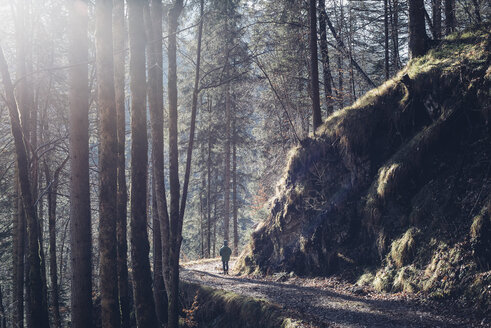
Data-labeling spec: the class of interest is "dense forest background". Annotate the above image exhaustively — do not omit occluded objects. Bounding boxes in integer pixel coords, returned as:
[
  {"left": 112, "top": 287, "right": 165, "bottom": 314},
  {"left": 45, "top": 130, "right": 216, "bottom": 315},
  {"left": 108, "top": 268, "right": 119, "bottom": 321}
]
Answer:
[{"left": 0, "top": 0, "right": 488, "bottom": 327}]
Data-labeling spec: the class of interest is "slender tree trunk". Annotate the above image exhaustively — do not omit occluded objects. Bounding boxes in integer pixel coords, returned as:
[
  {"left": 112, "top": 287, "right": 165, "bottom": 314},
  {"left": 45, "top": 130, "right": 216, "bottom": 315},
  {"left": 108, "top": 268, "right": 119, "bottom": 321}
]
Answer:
[
  {"left": 113, "top": 1, "right": 131, "bottom": 327},
  {"left": 167, "top": 0, "right": 184, "bottom": 326},
  {"left": 96, "top": 0, "right": 121, "bottom": 327},
  {"left": 223, "top": 0, "right": 232, "bottom": 245},
  {"left": 13, "top": 3, "right": 27, "bottom": 325},
  {"left": 232, "top": 114, "right": 238, "bottom": 256},
  {"left": 12, "top": 168, "right": 24, "bottom": 328},
  {"left": 318, "top": 0, "right": 334, "bottom": 114},
  {"left": 128, "top": 0, "right": 159, "bottom": 327},
  {"left": 309, "top": 0, "right": 322, "bottom": 130},
  {"left": 432, "top": 0, "right": 442, "bottom": 39},
  {"left": 152, "top": 180, "right": 167, "bottom": 325},
  {"left": 0, "top": 46, "right": 50, "bottom": 328},
  {"left": 45, "top": 159, "right": 66, "bottom": 328},
  {"left": 67, "top": 1, "right": 93, "bottom": 327},
  {"left": 445, "top": 0, "right": 455, "bottom": 35},
  {"left": 389, "top": 0, "right": 401, "bottom": 70},
  {"left": 213, "top": 202, "right": 217, "bottom": 258},
  {"left": 409, "top": 0, "right": 428, "bottom": 58},
  {"left": 347, "top": 6, "right": 356, "bottom": 102},
  {"left": 206, "top": 99, "right": 212, "bottom": 258},
  {"left": 179, "top": 0, "right": 205, "bottom": 241},
  {"left": 147, "top": 0, "right": 171, "bottom": 306},
  {"left": 384, "top": 0, "right": 390, "bottom": 80},
  {"left": 472, "top": 0, "right": 482, "bottom": 23},
  {"left": 146, "top": 0, "right": 169, "bottom": 325},
  {"left": 0, "top": 285, "right": 6, "bottom": 328},
  {"left": 224, "top": 83, "right": 231, "bottom": 242}
]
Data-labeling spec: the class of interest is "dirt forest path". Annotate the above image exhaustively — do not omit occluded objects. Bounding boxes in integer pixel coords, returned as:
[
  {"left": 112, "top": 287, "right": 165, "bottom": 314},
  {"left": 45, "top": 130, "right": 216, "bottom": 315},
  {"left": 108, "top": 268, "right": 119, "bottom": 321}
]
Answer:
[{"left": 181, "top": 259, "right": 486, "bottom": 328}]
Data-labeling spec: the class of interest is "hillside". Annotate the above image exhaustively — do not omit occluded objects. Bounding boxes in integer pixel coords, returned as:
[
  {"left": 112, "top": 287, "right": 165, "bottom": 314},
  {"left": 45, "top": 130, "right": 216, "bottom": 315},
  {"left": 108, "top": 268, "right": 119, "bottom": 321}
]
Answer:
[{"left": 237, "top": 26, "right": 491, "bottom": 315}]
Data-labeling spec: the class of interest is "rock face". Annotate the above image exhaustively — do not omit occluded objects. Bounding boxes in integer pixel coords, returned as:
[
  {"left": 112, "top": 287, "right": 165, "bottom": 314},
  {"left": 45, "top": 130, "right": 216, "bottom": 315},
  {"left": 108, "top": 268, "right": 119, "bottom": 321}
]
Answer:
[{"left": 238, "top": 27, "right": 491, "bottom": 312}]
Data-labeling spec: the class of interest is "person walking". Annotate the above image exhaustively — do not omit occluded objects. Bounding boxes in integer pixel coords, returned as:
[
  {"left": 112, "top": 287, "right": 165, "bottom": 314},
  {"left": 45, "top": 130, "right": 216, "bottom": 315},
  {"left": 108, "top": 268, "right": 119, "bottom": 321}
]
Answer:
[{"left": 219, "top": 240, "right": 232, "bottom": 275}]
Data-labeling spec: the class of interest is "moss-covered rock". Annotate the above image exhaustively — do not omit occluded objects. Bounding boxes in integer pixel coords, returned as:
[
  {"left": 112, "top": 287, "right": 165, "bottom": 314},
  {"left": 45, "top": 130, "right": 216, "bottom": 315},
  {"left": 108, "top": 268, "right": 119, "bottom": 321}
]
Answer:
[
  {"left": 238, "top": 25, "right": 491, "bottom": 314},
  {"left": 179, "top": 282, "right": 300, "bottom": 328}
]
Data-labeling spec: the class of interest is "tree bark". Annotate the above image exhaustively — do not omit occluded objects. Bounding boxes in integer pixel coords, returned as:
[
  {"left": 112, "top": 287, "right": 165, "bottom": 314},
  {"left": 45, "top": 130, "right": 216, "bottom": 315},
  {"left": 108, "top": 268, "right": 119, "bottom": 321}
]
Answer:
[
  {"left": 167, "top": 1, "right": 184, "bottom": 327},
  {"left": 309, "top": 0, "right": 322, "bottom": 130},
  {"left": 389, "top": 0, "right": 401, "bottom": 70},
  {"left": 179, "top": 0, "right": 205, "bottom": 242},
  {"left": 145, "top": 0, "right": 169, "bottom": 325},
  {"left": 232, "top": 112, "right": 238, "bottom": 256},
  {"left": 409, "top": 0, "right": 428, "bottom": 58},
  {"left": 318, "top": 0, "right": 334, "bottom": 114},
  {"left": 128, "top": 0, "right": 160, "bottom": 327},
  {"left": 384, "top": 0, "right": 390, "bottom": 80},
  {"left": 13, "top": 3, "right": 27, "bottom": 325},
  {"left": 96, "top": 0, "right": 121, "bottom": 327},
  {"left": 0, "top": 285, "right": 6, "bottom": 328},
  {"left": 152, "top": 180, "right": 167, "bottom": 325},
  {"left": 113, "top": 0, "right": 131, "bottom": 327},
  {"left": 67, "top": 1, "right": 93, "bottom": 327},
  {"left": 206, "top": 99, "right": 212, "bottom": 258},
  {"left": 44, "top": 158, "right": 67, "bottom": 328},
  {"left": 0, "top": 45, "right": 50, "bottom": 328},
  {"left": 432, "top": 0, "right": 442, "bottom": 39},
  {"left": 444, "top": 0, "right": 455, "bottom": 35}
]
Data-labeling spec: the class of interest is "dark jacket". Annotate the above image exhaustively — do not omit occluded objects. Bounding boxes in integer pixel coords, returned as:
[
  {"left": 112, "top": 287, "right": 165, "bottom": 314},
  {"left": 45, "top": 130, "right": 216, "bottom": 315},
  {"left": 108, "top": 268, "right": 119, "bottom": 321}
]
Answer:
[{"left": 219, "top": 245, "right": 232, "bottom": 261}]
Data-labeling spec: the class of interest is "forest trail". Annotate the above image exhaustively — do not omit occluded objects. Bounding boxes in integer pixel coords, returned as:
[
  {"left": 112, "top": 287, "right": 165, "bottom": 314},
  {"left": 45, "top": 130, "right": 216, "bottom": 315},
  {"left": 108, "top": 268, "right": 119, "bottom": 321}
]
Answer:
[{"left": 181, "top": 259, "right": 485, "bottom": 328}]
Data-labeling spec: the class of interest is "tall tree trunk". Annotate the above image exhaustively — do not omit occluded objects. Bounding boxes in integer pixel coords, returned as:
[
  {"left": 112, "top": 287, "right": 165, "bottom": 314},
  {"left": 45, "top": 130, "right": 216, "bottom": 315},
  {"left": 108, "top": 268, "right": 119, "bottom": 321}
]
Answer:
[
  {"left": 146, "top": 0, "right": 169, "bottom": 325},
  {"left": 409, "top": 0, "right": 428, "bottom": 58},
  {"left": 167, "top": 0, "right": 184, "bottom": 326},
  {"left": 309, "top": 0, "right": 322, "bottom": 130},
  {"left": 206, "top": 99, "right": 212, "bottom": 258},
  {"left": 224, "top": 84, "right": 231, "bottom": 242},
  {"left": 444, "top": 0, "right": 455, "bottom": 35},
  {"left": 390, "top": 0, "right": 401, "bottom": 70},
  {"left": 318, "top": 0, "right": 334, "bottom": 114},
  {"left": 213, "top": 202, "right": 217, "bottom": 258},
  {"left": 223, "top": 0, "right": 232, "bottom": 245},
  {"left": 0, "top": 285, "right": 6, "bottom": 328},
  {"left": 347, "top": 6, "right": 356, "bottom": 103},
  {"left": 45, "top": 158, "right": 66, "bottom": 328},
  {"left": 0, "top": 46, "right": 50, "bottom": 328},
  {"left": 96, "top": 0, "right": 121, "bottom": 327},
  {"left": 337, "top": 54, "right": 343, "bottom": 108},
  {"left": 13, "top": 3, "right": 27, "bottom": 325},
  {"left": 151, "top": 180, "right": 167, "bottom": 325},
  {"left": 128, "top": 0, "right": 159, "bottom": 327},
  {"left": 472, "top": 0, "right": 482, "bottom": 23},
  {"left": 12, "top": 170, "right": 24, "bottom": 328},
  {"left": 232, "top": 113, "right": 238, "bottom": 256},
  {"left": 384, "top": 0, "right": 390, "bottom": 80},
  {"left": 179, "top": 0, "right": 205, "bottom": 243},
  {"left": 432, "top": 0, "right": 442, "bottom": 39},
  {"left": 113, "top": 0, "right": 131, "bottom": 327},
  {"left": 67, "top": 1, "right": 93, "bottom": 327}
]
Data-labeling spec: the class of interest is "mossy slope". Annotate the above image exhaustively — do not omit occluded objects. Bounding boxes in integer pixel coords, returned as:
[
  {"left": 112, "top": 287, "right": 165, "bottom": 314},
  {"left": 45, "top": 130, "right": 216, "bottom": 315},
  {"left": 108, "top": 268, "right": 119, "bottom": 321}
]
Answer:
[
  {"left": 238, "top": 25, "right": 491, "bottom": 314},
  {"left": 179, "top": 282, "right": 299, "bottom": 328}
]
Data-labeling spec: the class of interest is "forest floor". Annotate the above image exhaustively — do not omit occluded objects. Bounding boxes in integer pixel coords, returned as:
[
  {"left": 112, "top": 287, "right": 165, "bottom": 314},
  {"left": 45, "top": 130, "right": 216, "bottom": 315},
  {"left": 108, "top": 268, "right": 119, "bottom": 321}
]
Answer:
[{"left": 181, "top": 258, "right": 488, "bottom": 328}]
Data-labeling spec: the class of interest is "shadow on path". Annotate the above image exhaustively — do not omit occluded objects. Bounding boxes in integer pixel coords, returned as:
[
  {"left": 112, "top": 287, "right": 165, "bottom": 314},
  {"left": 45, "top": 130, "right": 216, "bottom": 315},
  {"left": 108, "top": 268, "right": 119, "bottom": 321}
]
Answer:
[{"left": 182, "top": 266, "right": 467, "bottom": 328}]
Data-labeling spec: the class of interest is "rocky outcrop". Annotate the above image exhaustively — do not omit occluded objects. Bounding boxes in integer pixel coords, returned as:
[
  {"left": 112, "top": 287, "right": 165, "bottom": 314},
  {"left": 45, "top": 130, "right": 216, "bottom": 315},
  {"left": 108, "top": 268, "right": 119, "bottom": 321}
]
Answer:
[{"left": 238, "top": 26, "right": 491, "bottom": 313}]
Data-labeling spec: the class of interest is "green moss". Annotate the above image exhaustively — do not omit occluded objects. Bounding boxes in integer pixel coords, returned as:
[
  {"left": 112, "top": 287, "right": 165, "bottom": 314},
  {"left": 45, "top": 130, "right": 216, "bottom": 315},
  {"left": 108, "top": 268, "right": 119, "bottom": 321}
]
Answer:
[
  {"left": 407, "top": 27, "right": 489, "bottom": 79},
  {"left": 180, "top": 282, "right": 300, "bottom": 327}
]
